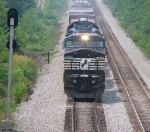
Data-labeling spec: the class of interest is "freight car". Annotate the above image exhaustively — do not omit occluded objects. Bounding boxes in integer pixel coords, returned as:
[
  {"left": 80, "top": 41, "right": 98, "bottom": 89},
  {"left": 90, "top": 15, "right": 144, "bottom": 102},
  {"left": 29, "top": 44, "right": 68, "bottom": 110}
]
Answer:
[
  {"left": 72, "top": 1, "right": 91, "bottom": 9},
  {"left": 69, "top": 9, "right": 95, "bottom": 24}
]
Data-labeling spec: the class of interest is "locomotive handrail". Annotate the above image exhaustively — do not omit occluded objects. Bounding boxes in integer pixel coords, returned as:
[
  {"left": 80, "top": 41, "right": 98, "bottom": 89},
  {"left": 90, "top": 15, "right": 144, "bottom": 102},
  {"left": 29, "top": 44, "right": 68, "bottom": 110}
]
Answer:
[
  {"left": 98, "top": 61, "right": 106, "bottom": 84},
  {"left": 63, "top": 60, "right": 71, "bottom": 83}
]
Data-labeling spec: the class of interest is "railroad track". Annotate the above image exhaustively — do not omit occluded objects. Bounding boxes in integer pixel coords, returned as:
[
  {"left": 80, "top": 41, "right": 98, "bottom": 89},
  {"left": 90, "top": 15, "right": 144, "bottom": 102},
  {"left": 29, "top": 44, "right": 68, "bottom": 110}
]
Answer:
[
  {"left": 64, "top": 98, "right": 107, "bottom": 132},
  {"left": 90, "top": 0, "right": 150, "bottom": 131}
]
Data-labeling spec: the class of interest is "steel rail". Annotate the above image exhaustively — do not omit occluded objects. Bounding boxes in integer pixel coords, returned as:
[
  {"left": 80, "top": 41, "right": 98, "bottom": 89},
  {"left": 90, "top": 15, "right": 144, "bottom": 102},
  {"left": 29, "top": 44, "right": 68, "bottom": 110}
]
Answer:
[
  {"left": 72, "top": 99, "right": 75, "bottom": 132},
  {"left": 94, "top": 101, "right": 101, "bottom": 132},
  {"left": 102, "top": 12, "right": 150, "bottom": 101},
  {"left": 106, "top": 42, "right": 145, "bottom": 132},
  {"left": 90, "top": 0, "right": 146, "bottom": 131}
]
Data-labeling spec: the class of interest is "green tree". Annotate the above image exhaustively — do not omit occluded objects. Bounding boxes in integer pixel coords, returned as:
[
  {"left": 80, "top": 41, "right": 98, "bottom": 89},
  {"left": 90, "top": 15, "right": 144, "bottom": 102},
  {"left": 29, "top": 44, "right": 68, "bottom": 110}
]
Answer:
[
  {"left": 5, "top": 0, "right": 36, "bottom": 17},
  {"left": 103, "top": 0, "right": 150, "bottom": 58}
]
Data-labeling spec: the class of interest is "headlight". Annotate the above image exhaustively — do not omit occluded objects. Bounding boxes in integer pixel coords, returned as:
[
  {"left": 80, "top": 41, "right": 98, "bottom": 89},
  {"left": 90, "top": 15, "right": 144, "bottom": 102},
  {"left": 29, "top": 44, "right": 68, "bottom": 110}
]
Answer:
[{"left": 81, "top": 35, "right": 89, "bottom": 41}]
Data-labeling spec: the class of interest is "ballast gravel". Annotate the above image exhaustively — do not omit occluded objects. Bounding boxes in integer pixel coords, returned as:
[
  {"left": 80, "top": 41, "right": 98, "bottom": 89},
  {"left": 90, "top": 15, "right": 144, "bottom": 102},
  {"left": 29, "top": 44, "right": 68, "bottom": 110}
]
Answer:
[
  {"left": 97, "top": 0, "right": 150, "bottom": 131},
  {"left": 14, "top": 0, "right": 72, "bottom": 131},
  {"left": 14, "top": 0, "right": 150, "bottom": 131}
]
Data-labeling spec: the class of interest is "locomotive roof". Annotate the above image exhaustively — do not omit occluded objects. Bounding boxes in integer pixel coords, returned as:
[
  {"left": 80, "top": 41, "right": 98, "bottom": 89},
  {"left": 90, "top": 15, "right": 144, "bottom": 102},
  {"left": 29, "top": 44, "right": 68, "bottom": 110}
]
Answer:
[
  {"left": 65, "top": 33, "right": 105, "bottom": 41},
  {"left": 67, "top": 21, "right": 98, "bottom": 30}
]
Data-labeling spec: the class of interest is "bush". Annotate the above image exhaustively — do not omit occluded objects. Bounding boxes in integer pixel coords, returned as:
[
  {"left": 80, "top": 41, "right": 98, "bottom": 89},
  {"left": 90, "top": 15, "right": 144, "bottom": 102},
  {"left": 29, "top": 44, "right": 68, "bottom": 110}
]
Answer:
[
  {"left": 103, "top": 0, "right": 150, "bottom": 58},
  {"left": 11, "top": 54, "right": 36, "bottom": 110},
  {"left": 0, "top": 64, "right": 8, "bottom": 85},
  {"left": 0, "top": 83, "right": 6, "bottom": 98},
  {"left": 12, "top": 82, "right": 28, "bottom": 104}
]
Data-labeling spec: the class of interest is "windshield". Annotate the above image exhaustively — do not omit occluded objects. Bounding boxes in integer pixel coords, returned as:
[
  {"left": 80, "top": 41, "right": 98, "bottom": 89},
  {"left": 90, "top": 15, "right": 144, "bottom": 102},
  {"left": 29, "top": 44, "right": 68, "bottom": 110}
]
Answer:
[
  {"left": 86, "top": 41, "right": 104, "bottom": 47},
  {"left": 66, "top": 40, "right": 104, "bottom": 48},
  {"left": 66, "top": 41, "right": 83, "bottom": 47}
]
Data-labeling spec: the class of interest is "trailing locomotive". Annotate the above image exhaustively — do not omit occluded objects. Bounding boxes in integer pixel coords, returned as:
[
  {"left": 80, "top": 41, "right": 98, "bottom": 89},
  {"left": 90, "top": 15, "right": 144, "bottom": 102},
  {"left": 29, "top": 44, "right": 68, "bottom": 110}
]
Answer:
[{"left": 63, "top": 19, "right": 105, "bottom": 101}]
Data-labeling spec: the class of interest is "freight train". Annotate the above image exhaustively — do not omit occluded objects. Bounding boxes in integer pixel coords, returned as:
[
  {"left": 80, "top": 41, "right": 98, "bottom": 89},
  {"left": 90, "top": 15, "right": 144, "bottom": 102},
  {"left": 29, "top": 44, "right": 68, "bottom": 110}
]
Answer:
[{"left": 63, "top": 0, "right": 105, "bottom": 101}]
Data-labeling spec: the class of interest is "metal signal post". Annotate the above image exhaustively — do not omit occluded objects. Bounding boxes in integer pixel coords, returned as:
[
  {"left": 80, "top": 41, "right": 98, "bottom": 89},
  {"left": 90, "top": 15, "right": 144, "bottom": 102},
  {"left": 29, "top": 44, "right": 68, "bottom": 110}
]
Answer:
[{"left": 2, "top": 8, "right": 18, "bottom": 131}]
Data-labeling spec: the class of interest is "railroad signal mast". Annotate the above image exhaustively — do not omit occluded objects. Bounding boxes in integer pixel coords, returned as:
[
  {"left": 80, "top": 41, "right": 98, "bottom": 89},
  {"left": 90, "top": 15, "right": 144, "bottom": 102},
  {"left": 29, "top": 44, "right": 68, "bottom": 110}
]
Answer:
[{"left": 2, "top": 8, "right": 18, "bottom": 131}]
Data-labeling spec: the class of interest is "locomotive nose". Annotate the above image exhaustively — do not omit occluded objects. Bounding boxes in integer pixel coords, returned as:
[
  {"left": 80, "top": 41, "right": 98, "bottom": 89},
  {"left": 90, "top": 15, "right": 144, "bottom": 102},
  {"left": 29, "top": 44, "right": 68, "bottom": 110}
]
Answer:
[{"left": 81, "top": 85, "right": 87, "bottom": 91}]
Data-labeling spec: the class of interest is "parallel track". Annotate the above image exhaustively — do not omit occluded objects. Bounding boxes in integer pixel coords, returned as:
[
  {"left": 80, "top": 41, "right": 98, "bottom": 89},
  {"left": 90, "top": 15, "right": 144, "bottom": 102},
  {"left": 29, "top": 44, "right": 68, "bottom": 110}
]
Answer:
[{"left": 90, "top": 0, "right": 150, "bottom": 131}]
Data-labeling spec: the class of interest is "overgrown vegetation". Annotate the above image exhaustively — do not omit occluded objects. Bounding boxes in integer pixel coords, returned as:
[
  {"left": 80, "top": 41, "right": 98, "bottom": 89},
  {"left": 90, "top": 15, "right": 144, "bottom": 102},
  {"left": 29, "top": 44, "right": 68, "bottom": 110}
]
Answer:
[
  {"left": 103, "top": 0, "right": 150, "bottom": 58},
  {"left": 0, "top": 0, "right": 68, "bottom": 128}
]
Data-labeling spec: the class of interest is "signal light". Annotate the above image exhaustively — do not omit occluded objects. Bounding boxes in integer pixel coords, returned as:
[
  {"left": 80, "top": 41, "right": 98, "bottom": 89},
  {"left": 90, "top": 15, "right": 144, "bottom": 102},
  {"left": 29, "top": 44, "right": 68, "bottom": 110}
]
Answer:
[
  {"left": 7, "top": 40, "right": 17, "bottom": 49},
  {"left": 7, "top": 8, "right": 18, "bottom": 28}
]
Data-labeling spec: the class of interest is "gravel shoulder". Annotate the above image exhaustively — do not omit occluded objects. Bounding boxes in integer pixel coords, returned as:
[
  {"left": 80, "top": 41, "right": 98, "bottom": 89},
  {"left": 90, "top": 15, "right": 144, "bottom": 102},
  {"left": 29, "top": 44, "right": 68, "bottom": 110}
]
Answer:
[
  {"left": 103, "top": 59, "right": 133, "bottom": 131},
  {"left": 14, "top": 1, "right": 71, "bottom": 131}
]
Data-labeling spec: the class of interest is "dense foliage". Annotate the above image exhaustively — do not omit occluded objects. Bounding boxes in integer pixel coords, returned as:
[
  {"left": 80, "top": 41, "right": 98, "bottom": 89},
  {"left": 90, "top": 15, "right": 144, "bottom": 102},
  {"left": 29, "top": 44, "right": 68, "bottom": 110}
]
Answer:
[
  {"left": 5, "top": 0, "right": 36, "bottom": 17},
  {"left": 103, "top": 0, "right": 150, "bottom": 58},
  {"left": 16, "top": 8, "right": 58, "bottom": 53},
  {"left": 15, "top": 0, "right": 67, "bottom": 54},
  {"left": 0, "top": 0, "right": 68, "bottom": 128}
]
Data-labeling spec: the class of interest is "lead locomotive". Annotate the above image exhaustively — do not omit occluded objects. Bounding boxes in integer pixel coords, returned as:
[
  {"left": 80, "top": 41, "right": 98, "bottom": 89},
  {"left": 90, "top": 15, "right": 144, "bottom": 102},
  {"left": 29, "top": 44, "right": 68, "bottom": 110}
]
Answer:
[{"left": 63, "top": 19, "right": 105, "bottom": 101}]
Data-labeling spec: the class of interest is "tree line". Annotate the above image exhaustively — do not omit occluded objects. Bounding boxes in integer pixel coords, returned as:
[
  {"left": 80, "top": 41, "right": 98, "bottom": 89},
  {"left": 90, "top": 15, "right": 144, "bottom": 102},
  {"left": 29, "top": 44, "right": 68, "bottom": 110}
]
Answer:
[
  {"left": 0, "top": 0, "right": 67, "bottom": 127},
  {"left": 103, "top": 0, "right": 150, "bottom": 58}
]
